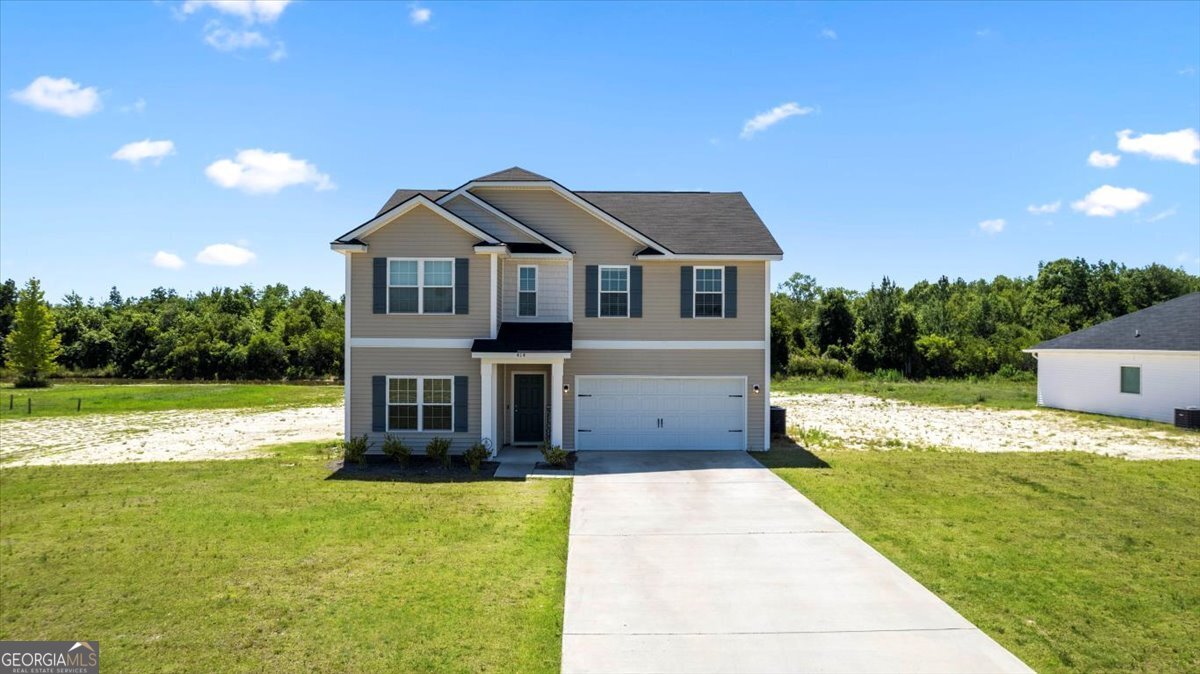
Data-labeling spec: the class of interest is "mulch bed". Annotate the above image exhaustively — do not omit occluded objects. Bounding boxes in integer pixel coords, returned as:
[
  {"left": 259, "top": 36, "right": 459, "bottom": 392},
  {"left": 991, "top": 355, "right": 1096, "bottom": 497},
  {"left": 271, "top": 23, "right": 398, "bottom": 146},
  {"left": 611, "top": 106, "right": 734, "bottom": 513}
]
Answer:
[{"left": 328, "top": 455, "right": 499, "bottom": 481}]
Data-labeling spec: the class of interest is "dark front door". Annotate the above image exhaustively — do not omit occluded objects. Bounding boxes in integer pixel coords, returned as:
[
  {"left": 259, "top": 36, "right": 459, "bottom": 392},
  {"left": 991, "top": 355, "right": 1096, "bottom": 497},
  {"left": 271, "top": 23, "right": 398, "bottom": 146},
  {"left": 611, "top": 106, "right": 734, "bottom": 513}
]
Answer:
[{"left": 513, "top": 374, "right": 545, "bottom": 444}]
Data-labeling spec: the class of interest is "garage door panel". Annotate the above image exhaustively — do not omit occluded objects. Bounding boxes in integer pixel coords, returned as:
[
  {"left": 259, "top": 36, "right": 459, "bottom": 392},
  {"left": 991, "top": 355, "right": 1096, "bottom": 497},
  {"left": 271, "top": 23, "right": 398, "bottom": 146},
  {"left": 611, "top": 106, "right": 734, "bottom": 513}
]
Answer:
[{"left": 576, "top": 376, "right": 746, "bottom": 451}]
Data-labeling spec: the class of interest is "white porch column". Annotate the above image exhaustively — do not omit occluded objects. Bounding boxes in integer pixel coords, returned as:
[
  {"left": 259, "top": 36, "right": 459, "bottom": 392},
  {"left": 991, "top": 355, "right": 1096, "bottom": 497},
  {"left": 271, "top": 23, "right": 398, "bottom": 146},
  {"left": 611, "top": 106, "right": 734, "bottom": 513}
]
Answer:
[
  {"left": 480, "top": 360, "right": 496, "bottom": 456},
  {"left": 550, "top": 359, "right": 564, "bottom": 447}
]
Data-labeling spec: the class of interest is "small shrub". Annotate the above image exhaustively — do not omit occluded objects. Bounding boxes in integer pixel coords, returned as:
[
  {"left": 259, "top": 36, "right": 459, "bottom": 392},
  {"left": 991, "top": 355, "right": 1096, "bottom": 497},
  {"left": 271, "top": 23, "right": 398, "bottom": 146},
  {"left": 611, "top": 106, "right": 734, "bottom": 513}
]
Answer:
[
  {"left": 381, "top": 434, "right": 411, "bottom": 466},
  {"left": 871, "top": 368, "right": 904, "bottom": 382},
  {"left": 540, "top": 442, "right": 568, "bottom": 467},
  {"left": 788, "top": 354, "right": 853, "bottom": 379},
  {"left": 425, "top": 436, "right": 451, "bottom": 469},
  {"left": 342, "top": 434, "right": 369, "bottom": 464},
  {"left": 822, "top": 344, "right": 849, "bottom": 362},
  {"left": 463, "top": 439, "right": 491, "bottom": 474}
]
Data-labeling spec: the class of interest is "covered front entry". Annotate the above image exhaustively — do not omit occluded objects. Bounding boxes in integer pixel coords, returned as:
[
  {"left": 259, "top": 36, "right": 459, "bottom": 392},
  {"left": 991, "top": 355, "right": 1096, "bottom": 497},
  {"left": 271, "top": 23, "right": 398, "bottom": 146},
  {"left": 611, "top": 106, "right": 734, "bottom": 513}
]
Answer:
[
  {"left": 575, "top": 376, "right": 747, "bottom": 450},
  {"left": 512, "top": 372, "right": 546, "bottom": 444}
]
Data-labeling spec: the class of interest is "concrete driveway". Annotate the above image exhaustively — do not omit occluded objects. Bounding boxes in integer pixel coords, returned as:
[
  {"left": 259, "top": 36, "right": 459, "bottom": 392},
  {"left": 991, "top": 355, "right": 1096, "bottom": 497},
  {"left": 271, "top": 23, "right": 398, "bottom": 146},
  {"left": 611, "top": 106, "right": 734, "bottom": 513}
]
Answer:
[{"left": 562, "top": 451, "right": 1032, "bottom": 674}]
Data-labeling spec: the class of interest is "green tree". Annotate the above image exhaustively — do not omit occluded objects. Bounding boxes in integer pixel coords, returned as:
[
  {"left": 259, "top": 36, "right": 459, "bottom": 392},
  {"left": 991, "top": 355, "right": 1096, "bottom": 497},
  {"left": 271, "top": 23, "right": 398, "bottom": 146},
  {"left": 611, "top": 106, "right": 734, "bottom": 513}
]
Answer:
[
  {"left": 815, "top": 288, "right": 856, "bottom": 353},
  {"left": 4, "top": 278, "right": 62, "bottom": 387}
]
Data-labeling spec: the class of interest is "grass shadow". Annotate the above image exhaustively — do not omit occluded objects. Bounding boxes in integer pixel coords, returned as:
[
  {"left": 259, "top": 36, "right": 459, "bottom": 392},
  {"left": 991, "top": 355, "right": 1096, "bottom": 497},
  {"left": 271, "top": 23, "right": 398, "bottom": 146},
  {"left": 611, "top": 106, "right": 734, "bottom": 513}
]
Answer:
[
  {"left": 326, "top": 455, "right": 504, "bottom": 483},
  {"left": 752, "top": 436, "right": 831, "bottom": 469}
]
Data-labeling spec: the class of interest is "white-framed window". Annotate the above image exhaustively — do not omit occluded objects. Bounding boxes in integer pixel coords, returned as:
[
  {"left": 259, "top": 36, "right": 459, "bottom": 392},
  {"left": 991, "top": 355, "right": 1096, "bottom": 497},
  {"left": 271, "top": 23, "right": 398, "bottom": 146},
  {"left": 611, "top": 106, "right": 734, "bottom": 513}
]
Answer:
[
  {"left": 599, "top": 265, "right": 629, "bottom": 317},
  {"left": 387, "top": 376, "right": 454, "bottom": 431},
  {"left": 1119, "top": 366, "right": 1141, "bottom": 395},
  {"left": 388, "top": 258, "right": 454, "bottom": 314},
  {"left": 694, "top": 266, "right": 724, "bottom": 318},
  {"left": 518, "top": 265, "right": 537, "bottom": 317}
]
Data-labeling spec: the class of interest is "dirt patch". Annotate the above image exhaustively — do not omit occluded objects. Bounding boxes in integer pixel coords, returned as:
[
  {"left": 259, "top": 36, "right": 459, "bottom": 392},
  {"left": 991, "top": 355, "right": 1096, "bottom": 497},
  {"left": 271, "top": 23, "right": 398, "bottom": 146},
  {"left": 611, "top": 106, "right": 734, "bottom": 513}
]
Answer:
[
  {"left": 0, "top": 405, "right": 342, "bottom": 467},
  {"left": 775, "top": 394, "right": 1200, "bottom": 461}
]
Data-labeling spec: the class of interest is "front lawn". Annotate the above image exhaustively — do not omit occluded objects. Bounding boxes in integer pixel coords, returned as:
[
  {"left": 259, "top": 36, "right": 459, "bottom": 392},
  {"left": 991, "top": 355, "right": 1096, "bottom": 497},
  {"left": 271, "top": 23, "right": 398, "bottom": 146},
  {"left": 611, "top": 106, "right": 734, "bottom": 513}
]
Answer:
[
  {"left": 756, "top": 445, "right": 1200, "bottom": 674},
  {"left": 0, "top": 383, "right": 343, "bottom": 420},
  {"left": 0, "top": 442, "right": 570, "bottom": 672}
]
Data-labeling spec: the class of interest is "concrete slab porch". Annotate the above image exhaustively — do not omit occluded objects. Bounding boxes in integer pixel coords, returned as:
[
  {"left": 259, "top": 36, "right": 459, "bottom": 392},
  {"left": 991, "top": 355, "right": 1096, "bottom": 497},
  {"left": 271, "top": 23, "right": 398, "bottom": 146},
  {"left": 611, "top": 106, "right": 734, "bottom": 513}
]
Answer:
[{"left": 562, "top": 451, "right": 1032, "bottom": 674}]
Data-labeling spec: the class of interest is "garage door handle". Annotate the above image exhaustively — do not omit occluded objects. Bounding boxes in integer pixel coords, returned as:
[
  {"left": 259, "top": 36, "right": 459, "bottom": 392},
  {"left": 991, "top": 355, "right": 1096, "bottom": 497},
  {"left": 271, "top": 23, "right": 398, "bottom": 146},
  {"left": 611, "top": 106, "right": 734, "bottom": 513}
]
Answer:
[
  {"left": 578, "top": 394, "right": 592, "bottom": 397},
  {"left": 579, "top": 429, "right": 592, "bottom": 432},
  {"left": 729, "top": 429, "right": 743, "bottom": 433},
  {"left": 729, "top": 394, "right": 743, "bottom": 398}
]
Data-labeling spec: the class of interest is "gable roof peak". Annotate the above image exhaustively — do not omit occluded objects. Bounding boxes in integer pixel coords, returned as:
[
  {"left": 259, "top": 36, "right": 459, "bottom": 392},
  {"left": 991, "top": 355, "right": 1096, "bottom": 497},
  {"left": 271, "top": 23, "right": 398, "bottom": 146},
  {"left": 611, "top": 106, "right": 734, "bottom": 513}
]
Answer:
[{"left": 473, "top": 166, "right": 551, "bottom": 182}]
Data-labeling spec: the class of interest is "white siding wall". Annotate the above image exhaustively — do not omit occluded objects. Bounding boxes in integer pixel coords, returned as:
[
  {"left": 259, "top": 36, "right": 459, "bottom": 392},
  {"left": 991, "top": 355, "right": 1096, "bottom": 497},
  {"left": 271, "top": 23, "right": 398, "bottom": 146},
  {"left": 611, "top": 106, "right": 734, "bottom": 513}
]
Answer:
[
  {"left": 1036, "top": 350, "right": 1200, "bottom": 423},
  {"left": 501, "top": 259, "right": 569, "bottom": 322}
]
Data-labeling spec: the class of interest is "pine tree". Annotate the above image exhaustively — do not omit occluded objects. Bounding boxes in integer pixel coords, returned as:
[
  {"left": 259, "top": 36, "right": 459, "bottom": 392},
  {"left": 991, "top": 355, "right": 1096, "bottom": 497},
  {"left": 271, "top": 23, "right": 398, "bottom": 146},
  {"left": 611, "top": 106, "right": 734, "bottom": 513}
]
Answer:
[{"left": 4, "top": 278, "right": 62, "bottom": 387}]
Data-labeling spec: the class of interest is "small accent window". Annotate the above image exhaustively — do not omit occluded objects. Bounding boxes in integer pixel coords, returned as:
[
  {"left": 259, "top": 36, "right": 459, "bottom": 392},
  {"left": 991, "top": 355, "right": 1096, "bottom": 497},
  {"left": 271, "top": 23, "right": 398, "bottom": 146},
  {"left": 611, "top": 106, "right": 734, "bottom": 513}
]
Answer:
[
  {"left": 599, "top": 266, "right": 629, "bottom": 317},
  {"left": 388, "top": 258, "right": 454, "bottom": 314},
  {"left": 518, "top": 266, "right": 537, "bottom": 317},
  {"left": 1120, "top": 366, "right": 1141, "bottom": 395},
  {"left": 388, "top": 376, "right": 453, "bottom": 431},
  {"left": 694, "top": 267, "right": 724, "bottom": 318}
]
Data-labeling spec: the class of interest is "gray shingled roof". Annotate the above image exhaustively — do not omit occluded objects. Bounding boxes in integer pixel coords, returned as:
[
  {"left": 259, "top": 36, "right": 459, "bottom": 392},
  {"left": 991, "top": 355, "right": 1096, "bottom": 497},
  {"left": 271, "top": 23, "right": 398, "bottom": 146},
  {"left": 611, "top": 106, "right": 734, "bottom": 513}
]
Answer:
[
  {"left": 577, "top": 191, "right": 783, "bottom": 256},
  {"left": 1029, "top": 292, "right": 1200, "bottom": 351},
  {"left": 374, "top": 190, "right": 449, "bottom": 216},
  {"left": 473, "top": 166, "right": 550, "bottom": 182}
]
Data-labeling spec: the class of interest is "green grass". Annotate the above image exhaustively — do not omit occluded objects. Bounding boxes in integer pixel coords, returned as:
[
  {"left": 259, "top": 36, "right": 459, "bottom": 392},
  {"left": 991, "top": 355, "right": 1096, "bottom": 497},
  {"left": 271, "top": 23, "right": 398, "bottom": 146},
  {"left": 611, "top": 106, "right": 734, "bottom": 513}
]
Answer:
[
  {"left": 0, "top": 442, "right": 571, "bottom": 673},
  {"left": 0, "top": 383, "right": 343, "bottom": 420},
  {"left": 756, "top": 444, "right": 1200, "bottom": 673},
  {"left": 773, "top": 375, "right": 1038, "bottom": 409}
]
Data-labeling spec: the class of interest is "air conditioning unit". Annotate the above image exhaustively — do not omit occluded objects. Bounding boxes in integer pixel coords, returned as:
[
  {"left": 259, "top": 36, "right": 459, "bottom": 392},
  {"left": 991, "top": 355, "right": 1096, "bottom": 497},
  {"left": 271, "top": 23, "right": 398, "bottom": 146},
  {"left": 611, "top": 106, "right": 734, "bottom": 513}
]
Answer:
[{"left": 1175, "top": 408, "right": 1200, "bottom": 430}]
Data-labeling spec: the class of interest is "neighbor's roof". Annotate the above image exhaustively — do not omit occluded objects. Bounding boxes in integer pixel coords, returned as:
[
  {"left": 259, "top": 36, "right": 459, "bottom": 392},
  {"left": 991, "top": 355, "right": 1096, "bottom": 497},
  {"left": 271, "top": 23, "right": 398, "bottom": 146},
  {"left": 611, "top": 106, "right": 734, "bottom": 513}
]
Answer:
[
  {"left": 1029, "top": 292, "right": 1200, "bottom": 352},
  {"left": 359, "top": 167, "right": 782, "bottom": 256}
]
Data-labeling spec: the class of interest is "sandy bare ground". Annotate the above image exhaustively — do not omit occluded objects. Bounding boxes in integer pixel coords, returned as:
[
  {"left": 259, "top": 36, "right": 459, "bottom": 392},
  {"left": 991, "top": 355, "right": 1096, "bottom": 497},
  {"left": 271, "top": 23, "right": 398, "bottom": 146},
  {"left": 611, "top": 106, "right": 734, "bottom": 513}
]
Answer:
[
  {"left": 0, "top": 405, "right": 342, "bottom": 467},
  {"left": 775, "top": 394, "right": 1200, "bottom": 461}
]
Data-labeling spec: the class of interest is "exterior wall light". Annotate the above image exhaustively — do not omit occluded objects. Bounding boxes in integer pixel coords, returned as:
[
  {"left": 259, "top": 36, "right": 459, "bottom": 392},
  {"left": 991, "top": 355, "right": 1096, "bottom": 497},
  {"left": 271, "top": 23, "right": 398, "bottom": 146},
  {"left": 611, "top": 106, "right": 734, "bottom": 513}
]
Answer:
[
  {"left": 753, "top": 385, "right": 761, "bottom": 394},
  {"left": 563, "top": 384, "right": 570, "bottom": 393}
]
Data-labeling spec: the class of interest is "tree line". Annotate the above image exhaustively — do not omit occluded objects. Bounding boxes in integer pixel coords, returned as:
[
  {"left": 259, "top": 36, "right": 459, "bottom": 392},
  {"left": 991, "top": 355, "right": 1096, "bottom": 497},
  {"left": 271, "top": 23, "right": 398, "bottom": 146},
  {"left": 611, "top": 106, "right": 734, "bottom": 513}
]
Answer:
[
  {"left": 771, "top": 258, "right": 1200, "bottom": 379},
  {"left": 2, "top": 256, "right": 1197, "bottom": 386},
  {"left": 0, "top": 279, "right": 343, "bottom": 385}
]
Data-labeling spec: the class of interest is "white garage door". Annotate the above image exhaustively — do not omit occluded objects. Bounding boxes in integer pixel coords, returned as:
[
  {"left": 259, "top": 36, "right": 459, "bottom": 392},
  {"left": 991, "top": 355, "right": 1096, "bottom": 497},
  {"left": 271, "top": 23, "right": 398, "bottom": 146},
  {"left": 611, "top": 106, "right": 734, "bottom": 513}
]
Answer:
[{"left": 575, "top": 376, "right": 746, "bottom": 450}]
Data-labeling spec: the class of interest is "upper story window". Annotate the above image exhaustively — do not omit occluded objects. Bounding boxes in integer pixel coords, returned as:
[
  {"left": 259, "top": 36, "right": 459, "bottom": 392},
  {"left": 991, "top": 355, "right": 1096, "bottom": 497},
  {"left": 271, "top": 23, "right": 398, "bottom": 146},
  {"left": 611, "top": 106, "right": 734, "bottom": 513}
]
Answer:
[
  {"left": 518, "top": 266, "right": 538, "bottom": 317},
  {"left": 599, "top": 265, "right": 629, "bottom": 317},
  {"left": 388, "top": 376, "right": 453, "bottom": 431},
  {"left": 694, "top": 267, "right": 724, "bottom": 318},
  {"left": 388, "top": 258, "right": 454, "bottom": 314},
  {"left": 1120, "top": 366, "right": 1141, "bottom": 395}
]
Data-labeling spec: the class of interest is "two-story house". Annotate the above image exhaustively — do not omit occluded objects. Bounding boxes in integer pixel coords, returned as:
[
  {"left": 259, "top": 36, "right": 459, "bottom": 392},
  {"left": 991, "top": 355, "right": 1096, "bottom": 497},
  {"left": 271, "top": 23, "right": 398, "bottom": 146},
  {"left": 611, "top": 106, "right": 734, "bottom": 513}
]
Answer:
[{"left": 331, "top": 167, "right": 783, "bottom": 456}]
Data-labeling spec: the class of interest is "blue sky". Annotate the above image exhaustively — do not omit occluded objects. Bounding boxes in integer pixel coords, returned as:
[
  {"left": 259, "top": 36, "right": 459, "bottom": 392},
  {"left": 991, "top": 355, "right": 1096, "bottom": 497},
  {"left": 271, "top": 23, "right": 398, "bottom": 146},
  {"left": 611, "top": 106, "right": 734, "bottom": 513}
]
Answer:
[{"left": 2, "top": 1, "right": 1198, "bottom": 302}]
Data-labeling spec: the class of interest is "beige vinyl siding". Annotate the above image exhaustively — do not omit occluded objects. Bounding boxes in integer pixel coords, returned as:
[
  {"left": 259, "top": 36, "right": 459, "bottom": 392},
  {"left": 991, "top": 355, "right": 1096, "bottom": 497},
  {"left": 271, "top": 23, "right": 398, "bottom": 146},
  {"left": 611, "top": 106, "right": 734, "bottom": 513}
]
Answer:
[
  {"left": 351, "top": 205, "right": 491, "bottom": 338},
  {"left": 502, "top": 259, "right": 569, "bottom": 322},
  {"left": 442, "top": 195, "right": 537, "bottom": 244},
  {"left": 562, "top": 349, "right": 767, "bottom": 451},
  {"left": 472, "top": 188, "right": 765, "bottom": 340},
  {"left": 349, "top": 347, "right": 480, "bottom": 453}
]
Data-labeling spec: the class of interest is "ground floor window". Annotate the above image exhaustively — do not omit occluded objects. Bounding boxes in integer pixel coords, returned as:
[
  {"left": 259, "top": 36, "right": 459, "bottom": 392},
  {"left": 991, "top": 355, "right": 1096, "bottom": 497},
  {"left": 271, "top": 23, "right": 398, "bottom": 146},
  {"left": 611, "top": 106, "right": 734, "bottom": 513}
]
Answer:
[
  {"left": 388, "top": 376, "right": 453, "bottom": 430},
  {"left": 1119, "top": 366, "right": 1141, "bottom": 394}
]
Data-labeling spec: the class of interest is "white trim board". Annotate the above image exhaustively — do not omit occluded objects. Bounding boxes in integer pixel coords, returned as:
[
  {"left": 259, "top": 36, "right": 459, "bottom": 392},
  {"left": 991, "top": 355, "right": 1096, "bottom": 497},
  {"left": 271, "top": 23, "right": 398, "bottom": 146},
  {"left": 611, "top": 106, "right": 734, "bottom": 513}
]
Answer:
[{"left": 573, "top": 340, "right": 767, "bottom": 350}]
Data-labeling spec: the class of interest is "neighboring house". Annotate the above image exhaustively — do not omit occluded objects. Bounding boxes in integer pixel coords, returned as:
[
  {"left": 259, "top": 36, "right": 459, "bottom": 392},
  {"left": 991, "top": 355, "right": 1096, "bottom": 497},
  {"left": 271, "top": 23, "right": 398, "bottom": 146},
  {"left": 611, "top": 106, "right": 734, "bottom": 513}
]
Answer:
[
  {"left": 331, "top": 167, "right": 783, "bottom": 454},
  {"left": 1024, "top": 292, "right": 1200, "bottom": 423}
]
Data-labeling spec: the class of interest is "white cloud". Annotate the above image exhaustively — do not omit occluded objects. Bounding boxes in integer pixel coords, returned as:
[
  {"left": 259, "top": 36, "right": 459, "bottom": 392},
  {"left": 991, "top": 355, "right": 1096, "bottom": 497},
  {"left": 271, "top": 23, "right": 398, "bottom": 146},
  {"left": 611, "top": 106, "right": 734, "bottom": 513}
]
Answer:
[
  {"left": 113, "top": 139, "right": 176, "bottom": 165},
  {"left": 269, "top": 41, "right": 287, "bottom": 61},
  {"left": 1087, "top": 150, "right": 1120, "bottom": 168},
  {"left": 1027, "top": 200, "right": 1061, "bottom": 215},
  {"left": 1143, "top": 207, "right": 1177, "bottom": 223},
  {"left": 975, "top": 28, "right": 992, "bottom": 37},
  {"left": 10, "top": 76, "right": 101, "bottom": 117},
  {"left": 820, "top": 28, "right": 837, "bottom": 40},
  {"left": 182, "top": 0, "right": 292, "bottom": 23},
  {"left": 1179, "top": 66, "right": 1197, "bottom": 76},
  {"left": 1116, "top": 128, "right": 1200, "bottom": 165},
  {"left": 204, "top": 23, "right": 270, "bottom": 50},
  {"left": 1071, "top": 185, "right": 1151, "bottom": 217},
  {"left": 196, "top": 243, "right": 256, "bottom": 266},
  {"left": 205, "top": 148, "right": 333, "bottom": 194},
  {"left": 740, "top": 102, "right": 814, "bottom": 139},
  {"left": 409, "top": 4, "right": 432, "bottom": 25},
  {"left": 978, "top": 218, "right": 1005, "bottom": 234},
  {"left": 152, "top": 251, "right": 185, "bottom": 270}
]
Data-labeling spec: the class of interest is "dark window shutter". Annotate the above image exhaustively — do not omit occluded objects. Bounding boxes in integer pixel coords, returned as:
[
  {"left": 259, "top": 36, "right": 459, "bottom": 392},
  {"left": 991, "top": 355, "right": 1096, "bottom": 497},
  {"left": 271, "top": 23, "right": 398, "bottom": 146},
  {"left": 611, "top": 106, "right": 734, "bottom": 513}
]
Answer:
[
  {"left": 455, "top": 258, "right": 469, "bottom": 315},
  {"left": 373, "top": 258, "right": 387, "bottom": 314},
  {"left": 630, "top": 266, "right": 643, "bottom": 318},
  {"left": 680, "top": 266, "right": 693, "bottom": 318},
  {"left": 724, "top": 265, "right": 738, "bottom": 318},
  {"left": 454, "top": 376, "right": 468, "bottom": 432},
  {"left": 372, "top": 375, "right": 386, "bottom": 432},
  {"left": 584, "top": 265, "right": 598, "bottom": 318}
]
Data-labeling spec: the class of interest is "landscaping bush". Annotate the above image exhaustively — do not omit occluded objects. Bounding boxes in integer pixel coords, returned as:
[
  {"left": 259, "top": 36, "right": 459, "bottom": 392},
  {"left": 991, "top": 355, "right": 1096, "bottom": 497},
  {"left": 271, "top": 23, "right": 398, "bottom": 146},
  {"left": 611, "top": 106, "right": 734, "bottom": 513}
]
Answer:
[
  {"left": 342, "top": 434, "right": 368, "bottom": 464},
  {"left": 822, "top": 344, "right": 849, "bottom": 362},
  {"left": 425, "top": 436, "right": 451, "bottom": 469},
  {"left": 787, "top": 354, "right": 853, "bottom": 379},
  {"left": 871, "top": 368, "right": 904, "bottom": 382},
  {"left": 539, "top": 442, "right": 568, "bottom": 467},
  {"left": 381, "top": 434, "right": 410, "bottom": 465},
  {"left": 463, "top": 439, "right": 491, "bottom": 474}
]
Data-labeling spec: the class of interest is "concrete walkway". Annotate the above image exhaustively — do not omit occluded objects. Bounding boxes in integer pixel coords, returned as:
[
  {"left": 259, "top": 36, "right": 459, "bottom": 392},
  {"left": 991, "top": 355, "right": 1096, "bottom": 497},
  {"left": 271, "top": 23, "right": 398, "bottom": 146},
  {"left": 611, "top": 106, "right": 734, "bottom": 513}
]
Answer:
[{"left": 562, "top": 451, "right": 1032, "bottom": 674}]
